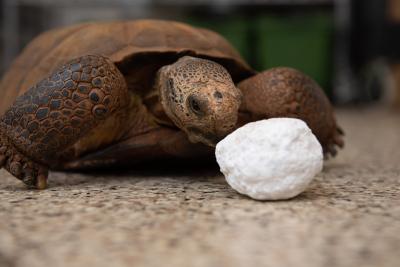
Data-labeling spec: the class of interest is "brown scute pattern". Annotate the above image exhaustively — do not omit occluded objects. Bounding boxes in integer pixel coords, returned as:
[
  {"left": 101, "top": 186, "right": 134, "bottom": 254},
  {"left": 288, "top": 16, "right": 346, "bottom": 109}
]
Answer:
[
  {"left": 238, "top": 67, "right": 344, "bottom": 156},
  {"left": 0, "top": 55, "right": 128, "bottom": 187}
]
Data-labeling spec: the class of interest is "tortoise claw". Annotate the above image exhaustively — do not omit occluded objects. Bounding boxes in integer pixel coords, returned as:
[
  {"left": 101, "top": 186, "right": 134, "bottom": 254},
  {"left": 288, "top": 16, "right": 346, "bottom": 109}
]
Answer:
[
  {"left": 323, "top": 126, "right": 344, "bottom": 158},
  {"left": 328, "top": 145, "right": 338, "bottom": 157},
  {"left": 334, "top": 132, "right": 345, "bottom": 148},
  {"left": 336, "top": 126, "right": 345, "bottom": 136},
  {"left": 332, "top": 126, "right": 345, "bottom": 149},
  {"left": 36, "top": 169, "right": 48, "bottom": 190},
  {"left": 0, "top": 155, "right": 5, "bottom": 167},
  {"left": 0, "top": 130, "right": 48, "bottom": 189}
]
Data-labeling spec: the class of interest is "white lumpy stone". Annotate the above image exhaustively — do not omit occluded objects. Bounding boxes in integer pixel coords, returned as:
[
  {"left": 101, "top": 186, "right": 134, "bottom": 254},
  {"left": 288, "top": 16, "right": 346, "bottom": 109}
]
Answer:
[{"left": 215, "top": 118, "right": 323, "bottom": 200}]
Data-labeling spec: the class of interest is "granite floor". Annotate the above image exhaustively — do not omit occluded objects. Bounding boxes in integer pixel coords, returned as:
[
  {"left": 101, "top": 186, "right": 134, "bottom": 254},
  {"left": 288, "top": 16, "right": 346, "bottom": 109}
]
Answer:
[{"left": 0, "top": 106, "right": 399, "bottom": 267}]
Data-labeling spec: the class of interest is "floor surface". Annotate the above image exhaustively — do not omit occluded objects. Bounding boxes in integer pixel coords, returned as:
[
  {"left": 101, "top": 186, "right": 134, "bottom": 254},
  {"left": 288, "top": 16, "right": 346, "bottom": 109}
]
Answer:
[{"left": 0, "top": 106, "right": 399, "bottom": 267}]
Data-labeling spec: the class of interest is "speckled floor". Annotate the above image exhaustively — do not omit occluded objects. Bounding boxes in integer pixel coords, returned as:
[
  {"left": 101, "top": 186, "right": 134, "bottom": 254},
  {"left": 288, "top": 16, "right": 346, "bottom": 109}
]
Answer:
[{"left": 0, "top": 106, "right": 399, "bottom": 267}]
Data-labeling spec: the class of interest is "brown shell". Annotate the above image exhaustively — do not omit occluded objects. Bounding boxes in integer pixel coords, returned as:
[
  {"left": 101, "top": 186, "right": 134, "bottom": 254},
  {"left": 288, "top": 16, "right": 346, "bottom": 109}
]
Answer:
[{"left": 0, "top": 19, "right": 254, "bottom": 115}]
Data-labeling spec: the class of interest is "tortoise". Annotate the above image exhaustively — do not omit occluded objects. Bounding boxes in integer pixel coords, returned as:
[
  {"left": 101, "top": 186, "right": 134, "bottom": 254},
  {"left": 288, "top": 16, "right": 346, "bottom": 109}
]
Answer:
[{"left": 0, "top": 19, "right": 344, "bottom": 189}]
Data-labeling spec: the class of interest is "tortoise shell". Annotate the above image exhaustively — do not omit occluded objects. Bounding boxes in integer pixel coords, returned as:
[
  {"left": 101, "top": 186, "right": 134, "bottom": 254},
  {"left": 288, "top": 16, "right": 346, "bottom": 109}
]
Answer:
[{"left": 0, "top": 19, "right": 255, "bottom": 115}]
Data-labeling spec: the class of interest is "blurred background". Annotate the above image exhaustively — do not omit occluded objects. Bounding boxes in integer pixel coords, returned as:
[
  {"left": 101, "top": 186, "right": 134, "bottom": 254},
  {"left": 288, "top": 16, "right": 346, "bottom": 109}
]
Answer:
[{"left": 1, "top": 0, "right": 400, "bottom": 105}]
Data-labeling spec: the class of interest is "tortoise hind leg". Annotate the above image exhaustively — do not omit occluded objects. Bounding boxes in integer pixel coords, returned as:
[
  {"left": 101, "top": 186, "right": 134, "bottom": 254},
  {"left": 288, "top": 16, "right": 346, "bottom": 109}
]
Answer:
[
  {"left": 0, "top": 55, "right": 129, "bottom": 189},
  {"left": 237, "top": 67, "right": 344, "bottom": 157}
]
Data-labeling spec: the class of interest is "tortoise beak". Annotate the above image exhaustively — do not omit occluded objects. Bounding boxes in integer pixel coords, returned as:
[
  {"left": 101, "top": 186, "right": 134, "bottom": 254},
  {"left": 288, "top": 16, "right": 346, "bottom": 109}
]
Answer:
[
  {"left": 187, "top": 131, "right": 220, "bottom": 147},
  {"left": 201, "top": 136, "right": 218, "bottom": 147}
]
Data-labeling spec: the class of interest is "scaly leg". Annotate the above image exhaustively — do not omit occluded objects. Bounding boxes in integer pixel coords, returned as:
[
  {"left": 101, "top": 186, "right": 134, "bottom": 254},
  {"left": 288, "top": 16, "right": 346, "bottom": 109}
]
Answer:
[
  {"left": 0, "top": 55, "right": 129, "bottom": 188},
  {"left": 237, "top": 67, "right": 344, "bottom": 156}
]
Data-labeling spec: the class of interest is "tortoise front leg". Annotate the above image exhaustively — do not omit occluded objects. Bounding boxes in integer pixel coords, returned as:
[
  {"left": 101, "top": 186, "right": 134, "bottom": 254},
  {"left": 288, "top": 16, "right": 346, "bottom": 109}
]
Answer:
[
  {"left": 0, "top": 55, "right": 129, "bottom": 189},
  {"left": 237, "top": 67, "right": 344, "bottom": 156}
]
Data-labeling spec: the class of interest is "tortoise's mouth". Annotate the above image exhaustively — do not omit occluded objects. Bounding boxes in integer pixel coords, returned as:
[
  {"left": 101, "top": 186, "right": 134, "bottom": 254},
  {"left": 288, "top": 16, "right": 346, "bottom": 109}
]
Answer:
[
  {"left": 187, "top": 127, "right": 220, "bottom": 147},
  {"left": 188, "top": 134, "right": 218, "bottom": 148}
]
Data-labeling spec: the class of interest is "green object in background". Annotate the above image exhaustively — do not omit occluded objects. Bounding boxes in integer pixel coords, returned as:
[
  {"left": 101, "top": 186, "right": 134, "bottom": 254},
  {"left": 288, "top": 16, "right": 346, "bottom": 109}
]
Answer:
[
  {"left": 186, "top": 11, "right": 333, "bottom": 94},
  {"left": 185, "top": 16, "right": 250, "bottom": 66},
  {"left": 255, "top": 13, "right": 334, "bottom": 91}
]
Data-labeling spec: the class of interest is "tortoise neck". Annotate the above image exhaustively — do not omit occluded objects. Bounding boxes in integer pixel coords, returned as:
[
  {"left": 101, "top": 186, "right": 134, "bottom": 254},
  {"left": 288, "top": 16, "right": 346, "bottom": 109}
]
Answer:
[
  {"left": 147, "top": 66, "right": 180, "bottom": 128},
  {"left": 142, "top": 87, "right": 175, "bottom": 128}
]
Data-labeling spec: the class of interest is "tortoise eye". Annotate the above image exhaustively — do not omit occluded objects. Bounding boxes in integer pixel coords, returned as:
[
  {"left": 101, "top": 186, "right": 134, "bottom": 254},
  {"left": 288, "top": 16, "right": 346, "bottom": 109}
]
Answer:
[
  {"left": 188, "top": 95, "right": 204, "bottom": 116},
  {"left": 214, "top": 91, "right": 223, "bottom": 99}
]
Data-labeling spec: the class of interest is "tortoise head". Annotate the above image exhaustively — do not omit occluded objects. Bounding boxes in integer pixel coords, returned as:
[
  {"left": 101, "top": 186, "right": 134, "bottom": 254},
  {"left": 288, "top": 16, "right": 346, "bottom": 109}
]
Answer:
[{"left": 157, "top": 56, "right": 242, "bottom": 147}]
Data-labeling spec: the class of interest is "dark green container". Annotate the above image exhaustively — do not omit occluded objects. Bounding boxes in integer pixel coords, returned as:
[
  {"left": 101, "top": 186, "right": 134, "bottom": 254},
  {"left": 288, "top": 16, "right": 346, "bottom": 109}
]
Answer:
[
  {"left": 185, "top": 15, "right": 250, "bottom": 62},
  {"left": 186, "top": 11, "right": 334, "bottom": 93},
  {"left": 255, "top": 13, "right": 334, "bottom": 91}
]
